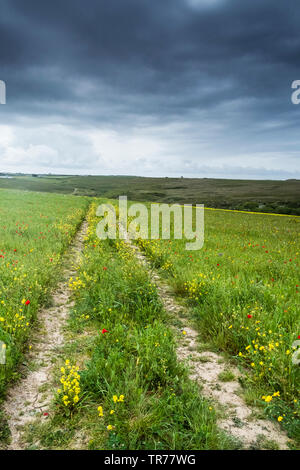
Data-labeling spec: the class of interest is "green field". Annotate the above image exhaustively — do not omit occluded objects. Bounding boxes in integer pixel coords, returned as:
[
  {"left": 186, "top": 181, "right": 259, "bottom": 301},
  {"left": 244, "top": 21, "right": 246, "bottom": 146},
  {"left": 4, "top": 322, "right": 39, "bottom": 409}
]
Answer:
[
  {"left": 0, "top": 188, "right": 299, "bottom": 449},
  {"left": 24, "top": 202, "right": 235, "bottom": 450},
  {"left": 133, "top": 203, "right": 300, "bottom": 440},
  {"left": 0, "top": 189, "right": 88, "bottom": 394},
  {"left": 0, "top": 174, "right": 299, "bottom": 215}
]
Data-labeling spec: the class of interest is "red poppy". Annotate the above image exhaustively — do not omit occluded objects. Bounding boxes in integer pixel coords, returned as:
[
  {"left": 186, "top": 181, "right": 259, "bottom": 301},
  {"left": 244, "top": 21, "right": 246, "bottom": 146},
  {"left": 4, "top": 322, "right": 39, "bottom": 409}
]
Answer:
[
  {"left": 43, "top": 412, "right": 49, "bottom": 417},
  {"left": 247, "top": 314, "right": 252, "bottom": 319},
  {"left": 103, "top": 267, "right": 107, "bottom": 271},
  {"left": 102, "top": 329, "right": 109, "bottom": 334},
  {"left": 25, "top": 300, "right": 31, "bottom": 305}
]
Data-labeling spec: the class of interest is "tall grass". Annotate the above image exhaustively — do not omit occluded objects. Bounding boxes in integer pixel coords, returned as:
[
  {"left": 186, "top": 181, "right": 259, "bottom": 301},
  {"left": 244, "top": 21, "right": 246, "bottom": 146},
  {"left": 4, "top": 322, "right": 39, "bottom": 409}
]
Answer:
[
  {"left": 0, "top": 189, "right": 88, "bottom": 395},
  {"left": 43, "top": 201, "right": 236, "bottom": 450},
  {"left": 134, "top": 204, "right": 300, "bottom": 441}
]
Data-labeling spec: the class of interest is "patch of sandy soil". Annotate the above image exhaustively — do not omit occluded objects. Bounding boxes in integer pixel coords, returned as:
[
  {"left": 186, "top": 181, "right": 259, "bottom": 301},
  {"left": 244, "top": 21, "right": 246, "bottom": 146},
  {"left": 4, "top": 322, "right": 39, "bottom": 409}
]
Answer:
[
  {"left": 120, "top": 226, "right": 291, "bottom": 450},
  {"left": 2, "top": 220, "right": 88, "bottom": 450}
]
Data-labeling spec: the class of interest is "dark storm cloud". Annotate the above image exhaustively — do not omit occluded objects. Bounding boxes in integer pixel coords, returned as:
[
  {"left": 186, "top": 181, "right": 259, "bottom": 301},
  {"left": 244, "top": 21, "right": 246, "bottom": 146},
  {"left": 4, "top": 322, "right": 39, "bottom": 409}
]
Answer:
[
  {"left": 1, "top": 0, "right": 299, "bottom": 115},
  {"left": 0, "top": 0, "right": 300, "bottom": 177}
]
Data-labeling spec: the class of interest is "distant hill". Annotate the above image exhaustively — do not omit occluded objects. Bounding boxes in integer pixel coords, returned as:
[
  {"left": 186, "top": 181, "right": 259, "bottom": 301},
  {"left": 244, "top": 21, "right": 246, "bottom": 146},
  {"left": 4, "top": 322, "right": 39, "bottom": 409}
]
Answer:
[{"left": 0, "top": 174, "right": 299, "bottom": 215}]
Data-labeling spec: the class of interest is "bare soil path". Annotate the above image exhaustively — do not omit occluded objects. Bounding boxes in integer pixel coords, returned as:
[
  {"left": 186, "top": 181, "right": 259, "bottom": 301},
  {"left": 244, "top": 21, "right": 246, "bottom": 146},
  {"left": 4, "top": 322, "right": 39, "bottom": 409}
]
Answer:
[
  {"left": 120, "top": 227, "right": 291, "bottom": 450},
  {"left": 2, "top": 220, "right": 88, "bottom": 450}
]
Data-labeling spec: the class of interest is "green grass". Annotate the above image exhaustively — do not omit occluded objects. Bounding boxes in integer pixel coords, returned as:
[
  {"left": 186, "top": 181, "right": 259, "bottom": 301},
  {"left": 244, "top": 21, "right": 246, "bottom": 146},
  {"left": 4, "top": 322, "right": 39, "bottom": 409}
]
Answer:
[
  {"left": 1, "top": 188, "right": 299, "bottom": 449},
  {"left": 0, "top": 410, "right": 10, "bottom": 443},
  {"left": 0, "top": 189, "right": 88, "bottom": 396},
  {"left": 132, "top": 203, "right": 300, "bottom": 442},
  {"left": 0, "top": 174, "right": 299, "bottom": 215},
  {"left": 218, "top": 371, "right": 236, "bottom": 382},
  {"left": 24, "top": 201, "right": 238, "bottom": 450}
]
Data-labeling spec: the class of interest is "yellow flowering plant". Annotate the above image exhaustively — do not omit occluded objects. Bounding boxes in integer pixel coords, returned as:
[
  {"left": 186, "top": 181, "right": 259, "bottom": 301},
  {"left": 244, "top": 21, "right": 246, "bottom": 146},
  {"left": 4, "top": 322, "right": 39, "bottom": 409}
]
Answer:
[{"left": 56, "top": 360, "right": 81, "bottom": 415}]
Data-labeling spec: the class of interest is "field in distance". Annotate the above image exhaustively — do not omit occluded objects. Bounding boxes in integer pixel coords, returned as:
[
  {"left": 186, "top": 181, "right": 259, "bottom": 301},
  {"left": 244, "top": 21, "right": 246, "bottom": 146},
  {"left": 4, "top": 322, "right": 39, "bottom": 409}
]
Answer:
[{"left": 0, "top": 174, "right": 299, "bottom": 215}]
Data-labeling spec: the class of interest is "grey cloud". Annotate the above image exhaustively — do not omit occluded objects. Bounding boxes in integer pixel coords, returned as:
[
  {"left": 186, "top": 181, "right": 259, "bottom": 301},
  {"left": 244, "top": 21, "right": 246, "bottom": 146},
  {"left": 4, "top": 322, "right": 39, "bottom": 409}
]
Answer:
[{"left": 0, "top": 0, "right": 300, "bottom": 178}]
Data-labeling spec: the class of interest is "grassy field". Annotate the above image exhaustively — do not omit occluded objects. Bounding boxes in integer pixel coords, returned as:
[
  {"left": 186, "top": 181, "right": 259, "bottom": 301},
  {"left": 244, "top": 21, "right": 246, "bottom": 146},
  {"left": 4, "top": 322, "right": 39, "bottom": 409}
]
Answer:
[
  {"left": 131, "top": 203, "right": 300, "bottom": 441},
  {"left": 0, "top": 188, "right": 299, "bottom": 449},
  {"left": 22, "top": 201, "right": 237, "bottom": 450},
  {"left": 0, "top": 174, "right": 299, "bottom": 215},
  {"left": 0, "top": 189, "right": 88, "bottom": 395}
]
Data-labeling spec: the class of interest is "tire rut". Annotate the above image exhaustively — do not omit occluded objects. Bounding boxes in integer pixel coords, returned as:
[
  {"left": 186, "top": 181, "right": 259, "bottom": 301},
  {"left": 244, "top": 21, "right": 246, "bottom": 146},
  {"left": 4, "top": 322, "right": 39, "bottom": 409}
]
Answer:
[{"left": 119, "top": 226, "right": 291, "bottom": 450}]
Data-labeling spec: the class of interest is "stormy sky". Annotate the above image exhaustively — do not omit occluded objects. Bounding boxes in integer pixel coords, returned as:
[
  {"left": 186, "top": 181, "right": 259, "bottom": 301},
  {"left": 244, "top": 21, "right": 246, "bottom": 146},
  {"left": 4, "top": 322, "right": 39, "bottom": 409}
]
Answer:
[{"left": 0, "top": 0, "right": 300, "bottom": 179}]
